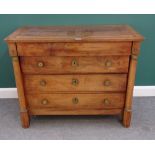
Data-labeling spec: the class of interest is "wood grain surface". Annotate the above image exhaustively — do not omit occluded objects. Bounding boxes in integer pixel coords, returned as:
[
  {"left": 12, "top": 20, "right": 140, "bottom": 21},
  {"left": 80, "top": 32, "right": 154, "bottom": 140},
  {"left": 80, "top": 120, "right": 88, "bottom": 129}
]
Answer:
[
  {"left": 20, "top": 56, "right": 129, "bottom": 74},
  {"left": 27, "top": 93, "right": 125, "bottom": 110},
  {"left": 17, "top": 42, "right": 132, "bottom": 56},
  {"left": 24, "top": 74, "right": 127, "bottom": 92},
  {"left": 5, "top": 25, "right": 144, "bottom": 42}
]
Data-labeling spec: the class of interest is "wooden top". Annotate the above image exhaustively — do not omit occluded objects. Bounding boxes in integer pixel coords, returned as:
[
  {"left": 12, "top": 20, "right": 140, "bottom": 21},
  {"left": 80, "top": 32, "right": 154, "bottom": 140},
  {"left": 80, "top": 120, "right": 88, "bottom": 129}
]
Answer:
[{"left": 5, "top": 25, "right": 144, "bottom": 42}]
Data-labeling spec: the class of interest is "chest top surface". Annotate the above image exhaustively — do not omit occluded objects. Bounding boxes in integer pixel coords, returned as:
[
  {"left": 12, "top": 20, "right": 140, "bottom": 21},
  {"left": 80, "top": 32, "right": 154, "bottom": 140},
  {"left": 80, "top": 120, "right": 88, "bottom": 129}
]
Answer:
[{"left": 5, "top": 25, "right": 144, "bottom": 42}]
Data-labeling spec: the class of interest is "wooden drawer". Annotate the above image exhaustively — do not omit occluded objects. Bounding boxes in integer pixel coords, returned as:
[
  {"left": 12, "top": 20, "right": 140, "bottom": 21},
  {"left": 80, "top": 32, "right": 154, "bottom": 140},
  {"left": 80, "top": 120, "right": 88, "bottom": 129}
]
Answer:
[
  {"left": 27, "top": 93, "right": 125, "bottom": 115},
  {"left": 17, "top": 42, "right": 132, "bottom": 56},
  {"left": 24, "top": 74, "right": 127, "bottom": 93},
  {"left": 20, "top": 56, "right": 129, "bottom": 74}
]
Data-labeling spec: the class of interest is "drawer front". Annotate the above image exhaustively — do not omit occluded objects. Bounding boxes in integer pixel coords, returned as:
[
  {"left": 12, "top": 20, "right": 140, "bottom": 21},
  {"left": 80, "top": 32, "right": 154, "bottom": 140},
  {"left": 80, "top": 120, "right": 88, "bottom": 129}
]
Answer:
[
  {"left": 27, "top": 93, "right": 125, "bottom": 110},
  {"left": 20, "top": 56, "right": 129, "bottom": 74},
  {"left": 29, "top": 108, "right": 122, "bottom": 115},
  {"left": 17, "top": 42, "right": 132, "bottom": 56},
  {"left": 24, "top": 74, "right": 127, "bottom": 93}
]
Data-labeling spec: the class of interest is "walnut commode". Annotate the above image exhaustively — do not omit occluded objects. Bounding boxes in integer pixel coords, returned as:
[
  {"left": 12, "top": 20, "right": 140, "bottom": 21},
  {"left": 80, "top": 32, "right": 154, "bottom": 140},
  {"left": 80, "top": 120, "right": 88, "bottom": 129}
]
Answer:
[{"left": 5, "top": 25, "right": 144, "bottom": 128}]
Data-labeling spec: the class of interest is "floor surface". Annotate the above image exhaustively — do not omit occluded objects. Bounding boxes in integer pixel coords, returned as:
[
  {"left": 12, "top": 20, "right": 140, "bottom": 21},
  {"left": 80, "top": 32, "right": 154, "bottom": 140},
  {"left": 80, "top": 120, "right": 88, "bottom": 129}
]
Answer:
[{"left": 0, "top": 97, "right": 155, "bottom": 140}]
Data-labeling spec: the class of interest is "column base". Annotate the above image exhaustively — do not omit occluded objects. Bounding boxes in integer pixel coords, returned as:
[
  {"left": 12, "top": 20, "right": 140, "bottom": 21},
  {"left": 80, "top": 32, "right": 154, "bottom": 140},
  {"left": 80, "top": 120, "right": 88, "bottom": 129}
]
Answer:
[
  {"left": 20, "top": 112, "right": 30, "bottom": 128},
  {"left": 123, "top": 110, "right": 132, "bottom": 128}
]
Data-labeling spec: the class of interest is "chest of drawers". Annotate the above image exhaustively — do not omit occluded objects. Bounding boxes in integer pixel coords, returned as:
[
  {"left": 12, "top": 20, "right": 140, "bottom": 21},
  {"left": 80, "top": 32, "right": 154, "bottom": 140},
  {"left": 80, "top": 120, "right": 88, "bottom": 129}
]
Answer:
[{"left": 5, "top": 25, "right": 144, "bottom": 128}]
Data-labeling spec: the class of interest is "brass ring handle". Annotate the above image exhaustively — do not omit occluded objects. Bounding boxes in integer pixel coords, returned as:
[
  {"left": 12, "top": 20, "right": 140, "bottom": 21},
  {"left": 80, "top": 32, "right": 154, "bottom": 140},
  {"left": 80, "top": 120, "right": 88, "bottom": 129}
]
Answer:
[
  {"left": 103, "top": 98, "right": 111, "bottom": 105},
  {"left": 40, "top": 80, "right": 46, "bottom": 86},
  {"left": 72, "top": 97, "right": 79, "bottom": 104},
  {"left": 37, "top": 61, "right": 44, "bottom": 67},
  {"left": 72, "top": 79, "right": 79, "bottom": 86},
  {"left": 105, "top": 60, "right": 112, "bottom": 67},
  {"left": 103, "top": 80, "right": 111, "bottom": 86},
  {"left": 71, "top": 59, "right": 79, "bottom": 67},
  {"left": 41, "top": 99, "right": 48, "bottom": 105}
]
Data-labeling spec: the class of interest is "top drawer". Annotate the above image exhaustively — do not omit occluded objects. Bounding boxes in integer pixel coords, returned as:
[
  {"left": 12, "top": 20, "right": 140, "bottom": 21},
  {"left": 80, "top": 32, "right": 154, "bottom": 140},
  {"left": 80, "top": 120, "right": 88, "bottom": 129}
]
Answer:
[{"left": 17, "top": 42, "right": 132, "bottom": 56}]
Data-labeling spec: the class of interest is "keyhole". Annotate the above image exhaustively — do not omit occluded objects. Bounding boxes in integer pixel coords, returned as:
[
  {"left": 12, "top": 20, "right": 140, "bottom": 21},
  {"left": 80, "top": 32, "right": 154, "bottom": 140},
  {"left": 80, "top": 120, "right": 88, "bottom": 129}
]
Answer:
[{"left": 71, "top": 59, "right": 78, "bottom": 67}]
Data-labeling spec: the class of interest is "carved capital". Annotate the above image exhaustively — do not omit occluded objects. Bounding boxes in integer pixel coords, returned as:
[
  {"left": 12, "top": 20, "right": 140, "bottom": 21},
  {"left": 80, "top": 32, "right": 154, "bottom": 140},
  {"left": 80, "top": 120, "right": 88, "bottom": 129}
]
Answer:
[
  {"left": 124, "top": 108, "right": 132, "bottom": 112},
  {"left": 131, "top": 54, "right": 138, "bottom": 60},
  {"left": 8, "top": 43, "right": 17, "bottom": 56},
  {"left": 12, "top": 56, "right": 18, "bottom": 61},
  {"left": 20, "top": 108, "right": 28, "bottom": 113},
  {"left": 132, "top": 42, "right": 141, "bottom": 55}
]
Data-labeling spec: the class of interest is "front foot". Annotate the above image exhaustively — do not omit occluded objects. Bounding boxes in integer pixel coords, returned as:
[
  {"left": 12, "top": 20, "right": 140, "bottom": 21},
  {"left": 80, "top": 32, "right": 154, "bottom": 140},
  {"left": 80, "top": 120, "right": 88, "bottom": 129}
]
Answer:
[
  {"left": 123, "top": 110, "right": 132, "bottom": 128},
  {"left": 20, "top": 112, "right": 30, "bottom": 128}
]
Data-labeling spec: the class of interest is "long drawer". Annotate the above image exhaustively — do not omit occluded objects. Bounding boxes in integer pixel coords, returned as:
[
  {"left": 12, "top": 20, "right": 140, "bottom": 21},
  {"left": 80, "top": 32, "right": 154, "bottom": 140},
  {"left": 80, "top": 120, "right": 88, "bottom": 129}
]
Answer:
[
  {"left": 27, "top": 93, "right": 125, "bottom": 115},
  {"left": 20, "top": 56, "right": 129, "bottom": 74},
  {"left": 17, "top": 42, "right": 132, "bottom": 56},
  {"left": 24, "top": 74, "right": 127, "bottom": 93}
]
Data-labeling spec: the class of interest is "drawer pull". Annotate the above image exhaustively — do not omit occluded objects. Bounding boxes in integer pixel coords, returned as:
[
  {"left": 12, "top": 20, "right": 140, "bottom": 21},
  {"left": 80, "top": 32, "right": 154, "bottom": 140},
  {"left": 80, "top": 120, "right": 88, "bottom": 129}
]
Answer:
[
  {"left": 41, "top": 99, "right": 48, "bottom": 105},
  {"left": 72, "top": 79, "right": 79, "bottom": 86},
  {"left": 103, "top": 98, "right": 111, "bottom": 105},
  {"left": 72, "top": 97, "right": 79, "bottom": 104},
  {"left": 40, "top": 80, "right": 46, "bottom": 86},
  {"left": 71, "top": 59, "right": 79, "bottom": 67},
  {"left": 105, "top": 60, "right": 112, "bottom": 67},
  {"left": 37, "top": 62, "right": 44, "bottom": 67},
  {"left": 104, "top": 80, "right": 111, "bottom": 86}
]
